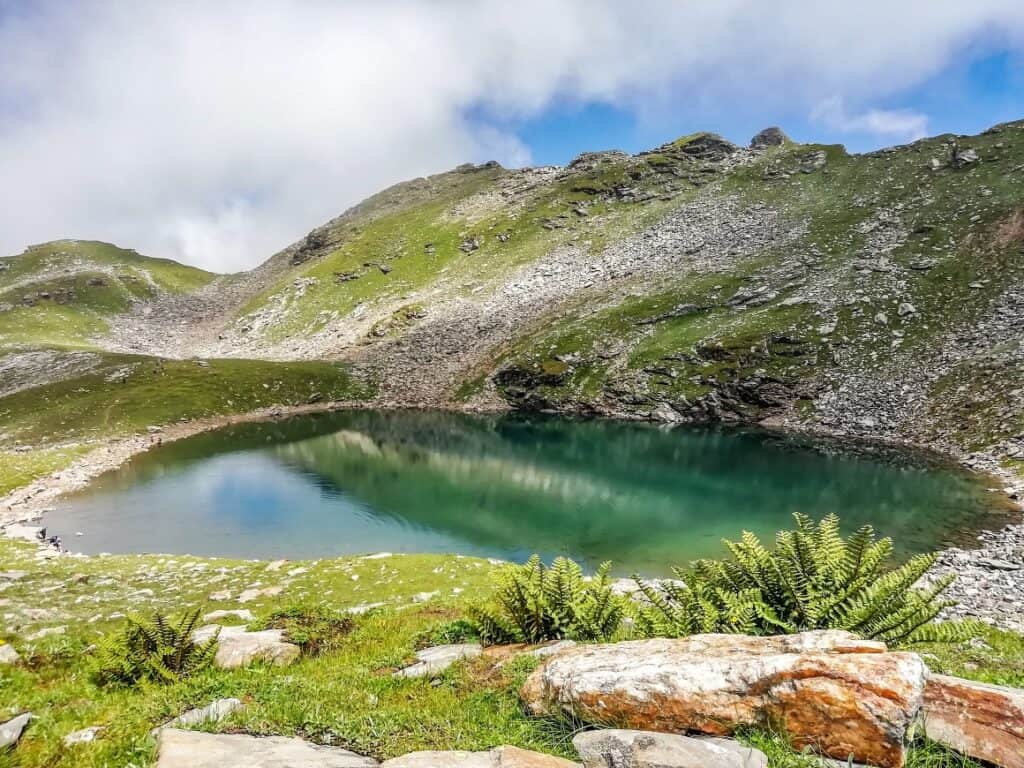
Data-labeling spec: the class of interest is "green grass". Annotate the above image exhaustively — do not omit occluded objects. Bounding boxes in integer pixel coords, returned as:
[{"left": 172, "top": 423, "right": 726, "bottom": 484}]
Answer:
[
  {"left": 0, "top": 446, "right": 91, "bottom": 495},
  {"left": 0, "top": 353, "right": 372, "bottom": 448},
  {"left": 0, "top": 241, "right": 214, "bottom": 350},
  {"left": 2, "top": 533, "right": 1023, "bottom": 768}
]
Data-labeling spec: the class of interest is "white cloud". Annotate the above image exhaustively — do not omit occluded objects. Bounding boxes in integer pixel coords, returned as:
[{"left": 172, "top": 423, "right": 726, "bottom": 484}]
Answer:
[
  {"left": 811, "top": 97, "right": 930, "bottom": 141},
  {"left": 1, "top": 0, "right": 1023, "bottom": 271}
]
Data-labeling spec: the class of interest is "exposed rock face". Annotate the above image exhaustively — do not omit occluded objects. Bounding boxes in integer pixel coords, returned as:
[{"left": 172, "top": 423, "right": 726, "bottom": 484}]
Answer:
[
  {"left": 521, "top": 632, "right": 927, "bottom": 768},
  {"left": 381, "top": 747, "right": 578, "bottom": 767},
  {"left": 394, "top": 642, "right": 482, "bottom": 678},
  {"left": 750, "top": 127, "right": 789, "bottom": 149},
  {"left": 573, "top": 730, "right": 767, "bottom": 768},
  {"left": 0, "top": 713, "right": 31, "bottom": 749},
  {"left": 192, "top": 624, "right": 300, "bottom": 669},
  {"left": 922, "top": 674, "right": 1024, "bottom": 768},
  {"left": 155, "top": 729, "right": 378, "bottom": 767}
]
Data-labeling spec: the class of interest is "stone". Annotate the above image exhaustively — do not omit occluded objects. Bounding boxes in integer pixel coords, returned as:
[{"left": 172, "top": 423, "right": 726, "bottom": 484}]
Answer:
[
  {"left": 395, "top": 643, "right": 482, "bottom": 678},
  {"left": 954, "top": 148, "right": 979, "bottom": 167},
  {"left": 521, "top": 632, "right": 927, "bottom": 768},
  {"left": 381, "top": 747, "right": 577, "bottom": 767},
  {"left": 2, "top": 524, "right": 45, "bottom": 543},
  {"left": 574, "top": 730, "right": 767, "bottom": 768},
  {"left": 192, "top": 625, "right": 300, "bottom": 669},
  {"left": 64, "top": 726, "right": 103, "bottom": 746},
  {"left": 897, "top": 303, "right": 917, "bottom": 317},
  {"left": 0, "top": 713, "right": 31, "bottom": 749},
  {"left": 750, "top": 127, "right": 789, "bottom": 149},
  {"left": 168, "top": 697, "right": 243, "bottom": 728},
  {"left": 0, "top": 643, "right": 20, "bottom": 664},
  {"left": 0, "top": 571, "right": 27, "bottom": 580},
  {"left": 26, "top": 625, "right": 66, "bottom": 640},
  {"left": 155, "top": 728, "right": 377, "bottom": 767},
  {"left": 922, "top": 674, "right": 1024, "bottom": 768}
]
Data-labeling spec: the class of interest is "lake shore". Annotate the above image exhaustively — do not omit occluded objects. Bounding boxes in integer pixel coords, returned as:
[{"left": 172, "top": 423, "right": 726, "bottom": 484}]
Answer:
[{"left": 3, "top": 400, "right": 1023, "bottom": 633}]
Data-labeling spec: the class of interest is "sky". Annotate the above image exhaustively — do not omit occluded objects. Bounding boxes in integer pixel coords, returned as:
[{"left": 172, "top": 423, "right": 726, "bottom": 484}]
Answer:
[{"left": 1, "top": 1, "right": 1023, "bottom": 273}]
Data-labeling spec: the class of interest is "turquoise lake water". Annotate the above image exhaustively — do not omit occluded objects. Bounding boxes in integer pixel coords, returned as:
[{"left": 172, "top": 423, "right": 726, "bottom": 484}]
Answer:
[{"left": 43, "top": 410, "right": 1012, "bottom": 574}]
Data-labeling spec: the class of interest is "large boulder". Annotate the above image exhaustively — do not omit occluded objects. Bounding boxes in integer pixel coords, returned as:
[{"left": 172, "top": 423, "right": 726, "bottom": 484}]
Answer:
[
  {"left": 155, "top": 729, "right": 377, "bottom": 767},
  {"left": 192, "top": 625, "right": 300, "bottom": 669},
  {"left": 573, "top": 730, "right": 767, "bottom": 768},
  {"left": 381, "top": 747, "right": 578, "bottom": 767},
  {"left": 521, "top": 631, "right": 927, "bottom": 768},
  {"left": 922, "top": 674, "right": 1024, "bottom": 768}
]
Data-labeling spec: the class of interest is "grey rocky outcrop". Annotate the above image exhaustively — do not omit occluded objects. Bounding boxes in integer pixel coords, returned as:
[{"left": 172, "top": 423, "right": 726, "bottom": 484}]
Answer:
[
  {"left": 192, "top": 624, "right": 300, "bottom": 669},
  {"left": 749, "top": 127, "right": 788, "bottom": 149},
  {"left": 573, "top": 730, "right": 767, "bottom": 768},
  {"left": 155, "top": 728, "right": 378, "bottom": 767}
]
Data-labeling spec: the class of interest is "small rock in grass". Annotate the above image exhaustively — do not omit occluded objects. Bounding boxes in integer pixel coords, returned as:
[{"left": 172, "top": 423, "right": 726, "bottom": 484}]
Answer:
[
  {"left": 64, "top": 726, "right": 103, "bottom": 746},
  {"left": 155, "top": 698, "right": 243, "bottom": 733},
  {"left": 395, "top": 643, "right": 482, "bottom": 678},
  {"left": 0, "top": 643, "right": 20, "bottom": 664},
  {"left": 26, "top": 625, "right": 66, "bottom": 640},
  {"left": 0, "top": 713, "right": 31, "bottom": 749}
]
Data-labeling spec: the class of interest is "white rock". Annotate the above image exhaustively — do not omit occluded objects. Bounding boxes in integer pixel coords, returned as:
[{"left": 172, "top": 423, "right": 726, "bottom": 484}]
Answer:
[
  {"left": 395, "top": 643, "right": 482, "bottom": 678},
  {"left": 155, "top": 728, "right": 377, "bottom": 767},
  {"left": 167, "top": 698, "right": 243, "bottom": 728},
  {"left": 0, "top": 643, "right": 20, "bottom": 664},
  {"left": 192, "top": 625, "right": 300, "bottom": 669},
  {"left": 0, "top": 713, "right": 31, "bottom": 749},
  {"left": 64, "top": 726, "right": 103, "bottom": 746},
  {"left": 26, "top": 625, "right": 66, "bottom": 640}
]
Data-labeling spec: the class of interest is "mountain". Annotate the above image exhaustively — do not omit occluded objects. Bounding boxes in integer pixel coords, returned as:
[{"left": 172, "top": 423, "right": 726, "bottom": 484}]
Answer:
[{"left": 1, "top": 122, "right": 1022, "bottom": 489}]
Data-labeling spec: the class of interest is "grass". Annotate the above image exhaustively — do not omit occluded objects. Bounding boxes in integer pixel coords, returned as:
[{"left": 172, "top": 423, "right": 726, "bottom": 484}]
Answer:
[
  {"left": 2, "top": 533, "right": 1023, "bottom": 768},
  {"left": 0, "top": 240, "right": 214, "bottom": 350},
  {"left": 0, "top": 351, "right": 374, "bottom": 496}
]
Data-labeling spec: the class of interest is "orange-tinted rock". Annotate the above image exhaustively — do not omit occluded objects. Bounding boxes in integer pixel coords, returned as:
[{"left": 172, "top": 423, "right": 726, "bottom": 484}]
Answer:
[
  {"left": 521, "top": 631, "right": 926, "bottom": 768},
  {"left": 923, "top": 674, "right": 1024, "bottom": 768}
]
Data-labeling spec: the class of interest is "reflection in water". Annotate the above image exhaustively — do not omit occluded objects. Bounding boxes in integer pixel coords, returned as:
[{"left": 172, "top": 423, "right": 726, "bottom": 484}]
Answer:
[{"left": 44, "top": 410, "right": 1011, "bottom": 574}]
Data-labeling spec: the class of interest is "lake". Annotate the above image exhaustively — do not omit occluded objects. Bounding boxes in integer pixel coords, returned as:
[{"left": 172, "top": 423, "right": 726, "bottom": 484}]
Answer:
[{"left": 43, "top": 409, "right": 1013, "bottom": 574}]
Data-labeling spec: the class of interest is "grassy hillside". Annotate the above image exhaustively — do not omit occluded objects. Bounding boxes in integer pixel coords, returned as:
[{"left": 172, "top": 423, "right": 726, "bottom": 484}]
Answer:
[{"left": 0, "top": 240, "right": 214, "bottom": 350}]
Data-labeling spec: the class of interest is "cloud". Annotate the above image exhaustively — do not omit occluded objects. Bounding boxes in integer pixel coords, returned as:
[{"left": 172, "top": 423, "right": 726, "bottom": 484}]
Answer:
[
  {"left": 1, "top": 0, "right": 1023, "bottom": 271},
  {"left": 811, "top": 97, "right": 930, "bottom": 141}
]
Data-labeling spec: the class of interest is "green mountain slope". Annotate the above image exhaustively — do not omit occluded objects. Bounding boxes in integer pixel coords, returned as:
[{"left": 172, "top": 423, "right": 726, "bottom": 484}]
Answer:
[
  {"left": 0, "top": 240, "right": 214, "bottom": 349},
  {"left": 1, "top": 122, "right": 1022, "bottom": 498}
]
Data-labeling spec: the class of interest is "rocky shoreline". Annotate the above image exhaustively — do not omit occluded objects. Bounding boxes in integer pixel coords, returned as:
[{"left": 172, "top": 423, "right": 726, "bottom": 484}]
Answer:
[{"left": 3, "top": 402, "right": 1022, "bottom": 633}]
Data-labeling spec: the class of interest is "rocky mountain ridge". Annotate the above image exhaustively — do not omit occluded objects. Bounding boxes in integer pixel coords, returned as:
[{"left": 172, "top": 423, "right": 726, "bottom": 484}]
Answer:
[{"left": 1, "top": 122, "right": 1022, "bottom": 483}]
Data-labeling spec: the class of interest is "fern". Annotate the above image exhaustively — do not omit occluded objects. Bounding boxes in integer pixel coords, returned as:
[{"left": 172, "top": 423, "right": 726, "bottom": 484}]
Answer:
[
  {"left": 634, "top": 513, "right": 979, "bottom": 647},
  {"left": 94, "top": 608, "right": 219, "bottom": 686},
  {"left": 469, "top": 555, "right": 625, "bottom": 645}
]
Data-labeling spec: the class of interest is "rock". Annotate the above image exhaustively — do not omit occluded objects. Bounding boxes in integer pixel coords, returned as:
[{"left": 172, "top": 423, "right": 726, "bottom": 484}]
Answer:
[
  {"left": 203, "top": 609, "right": 256, "bottom": 622},
  {"left": 976, "top": 557, "right": 1021, "bottom": 571},
  {"left": 395, "top": 643, "right": 482, "bottom": 678},
  {"left": 651, "top": 402, "right": 683, "bottom": 423},
  {"left": 382, "top": 746, "right": 578, "bottom": 767},
  {"left": 573, "top": 730, "right": 767, "bottom": 768},
  {"left": 64, "top": 726, "right": 103, "bottom": 746},
  {"left": 3, "top": 524, "right": 45, "bottom": 543},
  {"left": 0, "top": 713, "right": 31, "bottom": 749},
  {"left": 0, "top": 571, "right": 27, "bottom": 580},
  {"left": 750, "top": 127, "right": 789, "bottom": 149},
  {"left": 922, "top": 674, "right": 1024, "bottom": 768},
  {"left": 521, "top": 632, "right": 927, "bottom": 768},
  {"left": 168, "top": 698, "right": 243, "bottom": 728},
  {"left": 459, "top": 236, "right": 482, "bottom": 253},
  {"left": 26, "top": 625, "right": 66, "bottom": 640},
  {"left": 897, "top": 303, "right": 917, "bottom": 317},
  {"left": 155, "top": 728, "right": 377, "bottom": 767},
  {"left": 0, "top": 643, "right": 20, "bottom": 664},
  {"left": 953, "top": 148, "right": 979, "bottom": 167},
  {"left": 192, "top": 625, "right": 300, "bottom": 669}
]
